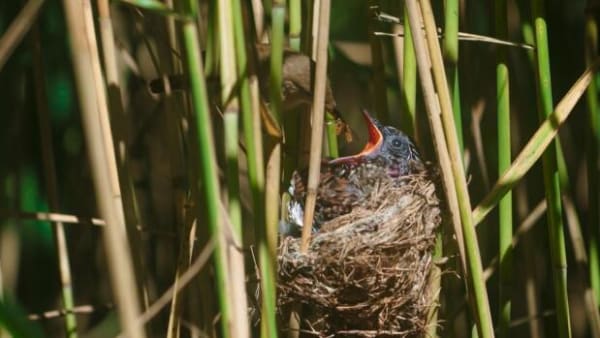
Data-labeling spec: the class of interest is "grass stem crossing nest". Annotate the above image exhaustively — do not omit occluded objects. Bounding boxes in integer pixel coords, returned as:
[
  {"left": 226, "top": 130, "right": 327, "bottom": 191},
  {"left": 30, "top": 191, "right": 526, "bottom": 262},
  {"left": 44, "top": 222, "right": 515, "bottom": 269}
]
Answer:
[{"left": 278, "top": 169, "right": 442, "bottom": 337}]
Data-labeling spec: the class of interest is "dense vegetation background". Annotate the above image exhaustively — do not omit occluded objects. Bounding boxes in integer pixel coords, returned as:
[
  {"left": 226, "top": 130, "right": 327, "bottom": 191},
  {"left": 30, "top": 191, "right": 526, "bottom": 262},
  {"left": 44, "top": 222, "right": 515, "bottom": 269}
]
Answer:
[{"left": 0, "top": 0, "right": 599, "bottom": 337}]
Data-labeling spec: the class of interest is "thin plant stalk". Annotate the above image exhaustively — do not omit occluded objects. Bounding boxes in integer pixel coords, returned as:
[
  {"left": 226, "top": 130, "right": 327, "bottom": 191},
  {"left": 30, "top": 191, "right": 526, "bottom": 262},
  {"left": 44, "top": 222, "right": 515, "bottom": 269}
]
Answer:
[
  {"left": 218, "top": 0, "right": 250, "bottom": 336},
  {"left": 262, "top": 1, "right": 286, "bottom": 337},
  {"left": 531, "top": 2, "right": 571, "bottom": 336},
  {"left": 204, "top": 2, "right": 218, "bottom": 77},
  {"left": 287, "top": 2, "right": 311, "bottom": 334},
  {"left": 415, "top": 0, "right": 495, "bottom": 336},
  {"left": 231, "top": 1, "right": 267, "bottom": 327},
  {"left": 162, "top": 52, "right": 190, "bottom": 338},
  {"left": 289, "top": 0, "right": 301, "bottom": 51},
  {"left": 98, "top": 0, "right": 150, "bottom": 313},
  {"left": 302, "top": 0, "right": 314, "bottom": 56},
  {"left": 299, "top": 0, "right": 331, "bottom": 252},
  {"left": 161, "top": 0, "right": 190, "bottom": 333},
  {"left": 515, "top": 189, "right": 544, "bottom": 338},
  {"left": 61, "top": 1, "right": 145, "bottom": 337},
  {"left": 392, "top": 6, "right": 404, "bottom": 94},
  {"left": 403, "top": 0, "right": 470, "bottom": 309},
  {"left": 425, "top": 233, "right": 442, "bottom": 337},
  {"left": 97, "top": 0, "right": 118, "bottom": 85},
  {"left": 441, "top": 2, "right": 466, "bottom": 333},
  {"left": 30, "top": 24, "right": 78, "bottom": 338},
  {"left": 472, "top": 57, "right": 600, "bottom": 225},
  {"left": 164, "top": 0, "right": 182, "bottom": 74},
  {"left": 367, "top": 0, "right": 390, "bottom": 122},
  {"left": 262, "top": 145, "right": 280, "bottom": 338},
  {"left": 250, "top": 0, "right": 265, "bottom": 41},
  {"left": 443, "top": 0, "right": 463, "bottom": 151},
  {"left": 325, "top": 113, "right": 339, "bottom": 158},
  {"left": 585, "top": 7, "right": 600, "bottom": 306},
  {"left": 553, "top": 112, "right": 600, "bottom": 333},
  {"left": 495, "top": 1, "right": 512, "bottom": 337},
  {"left": 401, "top": 6, "right": 417, "bottom": 138},
  {"left": 181, "top": 1, "right": 232, "bottom": 336},
  {"left": 0, "top": 0, "right": 44, "bottom": 71}
]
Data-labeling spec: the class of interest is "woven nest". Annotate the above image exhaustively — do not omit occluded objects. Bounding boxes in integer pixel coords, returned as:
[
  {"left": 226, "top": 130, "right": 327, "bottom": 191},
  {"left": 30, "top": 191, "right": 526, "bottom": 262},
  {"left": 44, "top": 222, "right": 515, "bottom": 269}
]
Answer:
[{"left": 277, "top": 169, "right": 442, "bottom": 337}]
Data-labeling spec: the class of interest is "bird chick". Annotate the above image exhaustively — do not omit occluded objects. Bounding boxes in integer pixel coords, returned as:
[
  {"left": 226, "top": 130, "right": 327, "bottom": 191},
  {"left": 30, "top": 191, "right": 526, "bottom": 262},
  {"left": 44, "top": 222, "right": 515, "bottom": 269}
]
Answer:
[{"left": 282, "top": 110, "right": 422, "bottom": 236}]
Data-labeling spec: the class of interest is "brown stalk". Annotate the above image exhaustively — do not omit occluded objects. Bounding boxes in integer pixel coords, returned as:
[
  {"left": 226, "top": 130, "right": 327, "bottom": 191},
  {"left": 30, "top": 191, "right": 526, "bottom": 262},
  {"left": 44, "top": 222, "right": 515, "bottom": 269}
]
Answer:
[
  {"left": 0, "top": 0, "right": 44, "bottom": 71},
  {"left": 98, "top": 0, "right": 151, "bottom": 315},
  {"left": 0, "top": 210, "right": 105, "bottom": 226},
  {"left": 61, "top": 1, "right": 145, "bottom": 337},
  {"left": 133, "top": 239, "right": 215, "bottom": 328},
  {"left": 403, "top": 0, "right": 467, "bottom": 281},
  {"left": 418, "top": 1, "right": 494, "bottom": 334},
  {"left": 300, "top": 0, "right": 331, "bottom": 252}
]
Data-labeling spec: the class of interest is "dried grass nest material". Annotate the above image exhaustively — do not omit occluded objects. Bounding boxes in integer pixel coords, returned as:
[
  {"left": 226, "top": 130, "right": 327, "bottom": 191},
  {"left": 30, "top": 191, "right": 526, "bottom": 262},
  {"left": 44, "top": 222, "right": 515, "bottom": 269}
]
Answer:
[{"left": 277, "top": 170, "right": 442, "bottom": 337}]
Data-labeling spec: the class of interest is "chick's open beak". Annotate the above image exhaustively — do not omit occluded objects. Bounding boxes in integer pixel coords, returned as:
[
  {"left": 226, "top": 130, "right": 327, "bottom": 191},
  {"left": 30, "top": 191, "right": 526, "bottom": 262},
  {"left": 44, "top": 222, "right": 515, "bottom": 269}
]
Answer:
[{"left": 329, "top": 109, "right": 383, "bottom": 164}]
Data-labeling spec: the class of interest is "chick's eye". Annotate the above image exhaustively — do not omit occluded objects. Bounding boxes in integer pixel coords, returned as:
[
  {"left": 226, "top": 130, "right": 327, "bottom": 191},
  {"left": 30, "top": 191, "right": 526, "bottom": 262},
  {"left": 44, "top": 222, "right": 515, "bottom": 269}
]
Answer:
[{"left": 391, "top": 138, "right": 403, "bottom": 148}]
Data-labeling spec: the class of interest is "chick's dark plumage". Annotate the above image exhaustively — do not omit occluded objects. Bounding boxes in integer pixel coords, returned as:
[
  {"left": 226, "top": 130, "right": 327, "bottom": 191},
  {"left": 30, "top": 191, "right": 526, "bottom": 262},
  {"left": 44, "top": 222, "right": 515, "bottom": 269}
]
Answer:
[{"left": 284, "top": 110, "right": 423, "bottom": 235}]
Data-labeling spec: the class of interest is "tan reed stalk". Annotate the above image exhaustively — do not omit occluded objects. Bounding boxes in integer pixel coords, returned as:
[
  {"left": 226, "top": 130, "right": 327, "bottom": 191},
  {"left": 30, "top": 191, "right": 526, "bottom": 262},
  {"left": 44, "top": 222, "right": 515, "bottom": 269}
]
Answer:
[
  {"left": 0, "top": 0, "right": 44, "bottom": 71},
  {"left": 61, "top": 1, "right": 145, "bottom": 337},
  {"left": 218, "top": 0, "right": 250, "bottom": 336},
  {"left": 403, "top": 0, "right": 468, "bottom": 282},
  {"left": 405, "top": 0, "right": 494, "bottom": 336},
  {"left": 419, "top": 0, "right": 494, "bottom": 335},
  {"left": 299, "top": 0, "right": 331, "bottom": 253},
  {"left": 97, "top": 0, "right": 150, "bottom": 313}
]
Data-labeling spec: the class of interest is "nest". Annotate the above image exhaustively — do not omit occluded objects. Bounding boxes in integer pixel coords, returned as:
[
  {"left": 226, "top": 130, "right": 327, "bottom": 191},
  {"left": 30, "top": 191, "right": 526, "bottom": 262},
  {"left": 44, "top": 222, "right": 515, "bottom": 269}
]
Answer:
[{"left": 277, "top": 170, "right": 441, "bottom": 337}]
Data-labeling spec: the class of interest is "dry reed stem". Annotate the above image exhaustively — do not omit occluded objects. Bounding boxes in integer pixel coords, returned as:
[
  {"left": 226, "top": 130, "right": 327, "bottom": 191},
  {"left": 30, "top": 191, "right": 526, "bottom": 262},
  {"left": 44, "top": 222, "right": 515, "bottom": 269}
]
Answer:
[
  {"left": 131, "top": 239, "right": 215, "bottom": 329},
  {"left": 0, "top": 0, "right": 44, "bottom": 71},
  {"left": 0, "top": 210, "right": 105, "bottom": 226},
  {"left": 403, "top": 0, "right": 467, "bottom": 281},
  {"left": 61, "top": 1, "right": 144, "bottom": 337},
  {"left": 300, "top": 0, "right": 331, "bottom": 253},
  {"left": 419, "top": 1, "right": 493, "bottom": 325}
]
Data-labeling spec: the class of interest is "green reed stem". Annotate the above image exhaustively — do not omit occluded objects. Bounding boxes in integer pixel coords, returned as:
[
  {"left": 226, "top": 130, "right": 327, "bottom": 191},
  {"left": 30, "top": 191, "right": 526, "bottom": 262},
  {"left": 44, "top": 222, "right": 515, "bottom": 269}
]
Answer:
[
  {"left": 472, "top": 58, "right": 599, "bottom": 225},
  {"left": 289, "top": 0, "right": 301, "bottom": 51},
  {"left": 231, "top": 0, "right": 266, "bottom": 288},
  {"left": 402, "top": 7, "right": 417, "bottom": 138},
  {"left": 585, "top": 10, "right": 600, "bottom": 306},
  {"left": 443, "top": 0, "right": 463, "bottom": 152},
  {"left": 181, "top": 3, "right": 231, "bottom": 335},
  {"left": 261, "top": 2, "right": 286, "bottom": 337},
  {"left": 204, "top": 1, "right": 218, "bottom": 77},
  {"left": 325, "top": 112, "right": 339, "bottom": 158},
  {"left": 531, "top": 2, "right": 571, "bottom": 337},
  {"left": 495, "top": 1, "right": 512, "bottom": 336}
]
